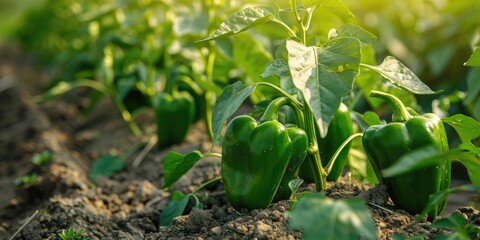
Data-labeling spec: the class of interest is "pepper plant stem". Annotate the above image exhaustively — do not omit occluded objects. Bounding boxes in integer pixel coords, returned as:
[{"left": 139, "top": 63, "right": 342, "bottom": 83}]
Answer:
[
  {"left": 324, "top": 133, "right": 363, "bottom": 176},
  {"left": 255, "top": 82, "right": 303, "bottom": 109},
  {"left": 110, "top": 89, "right": 142, "bottom": 136},
  {"left": 303, "top": 106, "right": 327, "bottom": 191},
  {"left": 192, "top": 176, "right": 222, "bottom": 195}
]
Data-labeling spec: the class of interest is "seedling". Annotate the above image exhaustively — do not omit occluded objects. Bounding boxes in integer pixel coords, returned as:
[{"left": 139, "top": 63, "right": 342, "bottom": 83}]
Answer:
[
  {"left": 31, "top": 150, "right": 52, "bottom": 166},
  {"left": 58, "top": 228, "right": 89, "bottom": 240},
  {"left": 14, "top": 174, "right": 38, "bottom": 186}
]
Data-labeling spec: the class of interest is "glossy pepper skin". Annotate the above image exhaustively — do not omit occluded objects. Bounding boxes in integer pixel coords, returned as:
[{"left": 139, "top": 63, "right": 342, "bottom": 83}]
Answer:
[
  {"left": 362, "top": 90, "right": 450, "bottom": 221},
  {"left": 298, "top": 103, "right": 353, "bottom": 182},
  {"left": 273, "top": 125, "right": 309, "bottom": 202},
  {"left": 154, "top": 91, "right": 195, "bottom": 149},
  {"left": 221, "top": 115, "right": 308, "bottom": 210}
]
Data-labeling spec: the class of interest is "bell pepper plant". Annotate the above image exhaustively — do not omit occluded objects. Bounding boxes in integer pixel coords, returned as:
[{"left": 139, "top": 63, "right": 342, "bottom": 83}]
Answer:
[{"left": 162, "top": 0, "right": 455, "bottom": 215}]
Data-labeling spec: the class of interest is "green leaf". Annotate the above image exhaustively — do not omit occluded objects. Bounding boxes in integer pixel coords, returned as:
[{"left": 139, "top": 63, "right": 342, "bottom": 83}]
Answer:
[
  {"left": 382, "top": 146, "right": 452, "bottom": 178},
  {"left": 330, "top": 24, "right": 377, "bottom": 45},
  {"left": 361, "top": 56, "right": 438, "bottom": 95},
  {"left": 163, "top": 151, "right": 204, "bottom": 189},
  {"left": 89, "top": 154, "right": 126, "bottom": 180},
  {"left": 172, "top": 5, "right": 209, "bottom": 36},
  {"left": 347, "top": 138, "right": 379, "bottom": 184},
  {"left": 159, "top": 191, "right": 190, "bottom": 226},
  {"left": 443, "top": 114, "right": 480, "bottom": 142},
  {"left": 31, "top": 150, "right": 53, "bottom": 166},
  {"left": 416, "top": 189, "right": 450, "bottom": 222},
  {"left": 465, "top": 47, "right": 480, "bottom": 66},
  {"left": 427, "top": 45, "right": 457, "bottom": 78},
  {"left": 465, "top": 68, "right": 480, "bottom": 104},
  {"left": 416, "top": 184, "right": 479, "bottom": 222},
  {"left": 430, "top": 214, "right": 466, "bottom": 230},
  {"left": 355, "top": 45, "right": 385, "bottom": 108},
  {"left": 362, "top": 111, "right": 381, "bottom": 126},
  {"left": 454, "top": 152, "right": 480, "bottom": 187},
  {"left": 233, "top": 34, "right": 276, "bottom": 101},
  {"left": 303, "top": 0, "right": 355, "bottom": 19},
  {"left": 383, "top": 143, "right": 480, "bottom": 186},
  {"left": 262, "top": 58, "right": 296, "bottom": 94},
  {"left": 288, "top": 179, "right": 304, "bottom": 198},
  {"left": 289, "top": 193, "right": 376, "bottom": 240},
  {"left": 211, "top": 81, "right": 256, "bottom": 147},
  {"left": 33, "top": 80, "right": 107, "bottom": 103},
  {"left": 198, "top": 6, "right": 278, "bottom": 42},
  {"left": 391, "top": 232, "right": 426, "bottom": 240},
  {"left": 117, "top": 77, "right": 136, "bottom": 99},
  {"left": 458, "top": 142, "right": 480, "bottom": 155},
  {"left": 287, "top": 38, "right": 361, "bottom": 137}
]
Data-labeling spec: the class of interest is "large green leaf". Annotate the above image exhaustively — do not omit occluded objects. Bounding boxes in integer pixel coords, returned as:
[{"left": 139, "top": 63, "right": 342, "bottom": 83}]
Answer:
[
  {"left": 381, "top": 146, "right": 447, "bottom": 178},
  {"left": 163, "top": 151, "right": 204, "bottom": 189},
  {"left": 465, "top": 47, "right": 480, "bottom": 66},
  {"left": 262, "top": 58, "right": 296, "bottom": 94},
  {"left": 211, "top": 81, "right": 256, "bottom": 147},
  {"left": 198, "top": 6, "right": 278, "bottom": 42},
  {"left": 443, "top": 114, "right": 480, "bottom": 142},
  {"left": 382, "top": 145, "right": 480, "bottom": 187},
  {"left": 361, "top": 56, "right": 437, "bottom": 95},
  {"left": 289, "top": 193, "right": 376, "bottom": 240},
  {"left": 331, "top": 24, "right": 377, "bottom": 45},
  {"left": 455, "top": 151, "right": 480, "bottom": 186},
  {"left": 287, "top": 38, "right": 361, "bottom": 137},
  {"left": 303, "top": 0, "right": 355, "bottom": 19}
]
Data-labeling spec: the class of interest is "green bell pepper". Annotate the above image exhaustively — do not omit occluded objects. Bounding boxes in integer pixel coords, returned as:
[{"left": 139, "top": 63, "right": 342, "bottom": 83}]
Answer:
[
  {"left": 221, "top": 98, "right": 308, "bottom": 210},
  {"left": 273, "top": 124, "right": 309, "bottom": 202},
  {"left": 362, "top": 90, "right": 450, "bottom": 220},
  {"left": 154, "top": 91, "right": 195, "bottom": 149},
  {"left": 298, "top": 103, "right": 353, "bottom": 182}
]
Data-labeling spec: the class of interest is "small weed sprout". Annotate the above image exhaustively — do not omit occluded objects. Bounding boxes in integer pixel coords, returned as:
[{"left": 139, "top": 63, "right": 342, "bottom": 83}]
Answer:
[
  {"left": 31, "top": 150, "right": 53, "bottom": 166},
  {"left": 58, "top": 228, "right": 89, "bottom": 240},
  {"left": 14, "top": 174, "right": 38, "bottom": 186}
]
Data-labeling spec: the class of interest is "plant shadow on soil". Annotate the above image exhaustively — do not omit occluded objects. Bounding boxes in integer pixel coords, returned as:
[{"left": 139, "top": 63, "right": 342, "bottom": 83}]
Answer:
[{"left": 0, "top": 47, "right": 479, "bottom": 240}]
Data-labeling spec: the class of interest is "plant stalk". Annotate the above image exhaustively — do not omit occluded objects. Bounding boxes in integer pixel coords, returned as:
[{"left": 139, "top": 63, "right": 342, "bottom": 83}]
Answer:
[
  {"left": 324, "top": 133, "right": 363, "bottom": 176},
  {"left": 192, "top": 176, "right": 222, "bottom": 195},
  {"left": 303, "top": 106, "right": 326, "bottom": 191}
]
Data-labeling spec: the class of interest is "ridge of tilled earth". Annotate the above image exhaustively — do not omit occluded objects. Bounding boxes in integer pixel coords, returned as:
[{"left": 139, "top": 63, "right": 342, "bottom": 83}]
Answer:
[{"left": 3, "top": 157, "right": 479, "bottom": 240}]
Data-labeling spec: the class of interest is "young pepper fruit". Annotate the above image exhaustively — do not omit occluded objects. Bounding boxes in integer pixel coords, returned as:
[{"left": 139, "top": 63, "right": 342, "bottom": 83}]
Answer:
[
  {"left": 154, "top": 91, "right": 195, "bottom": 149},
  {"left": 221, "top": 97, "right": 308, "bottom": 210},
  {"left": 298, "top": 103, "right": 353, "bottom": 182},
  {"left": 362, "top": 90, "right": 450, "bottom": 220}
]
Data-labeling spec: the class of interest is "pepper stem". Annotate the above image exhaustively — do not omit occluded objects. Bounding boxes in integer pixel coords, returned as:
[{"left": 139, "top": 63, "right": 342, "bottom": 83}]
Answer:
[
  {"left": 260, "top": 97, "right": 304, "bottom": 126},
  {"left": 260, "top": 97, "right": 288, "bottom": 122},
  {"left": 370, "top": 90, "right": 412, "bottom": 122}
]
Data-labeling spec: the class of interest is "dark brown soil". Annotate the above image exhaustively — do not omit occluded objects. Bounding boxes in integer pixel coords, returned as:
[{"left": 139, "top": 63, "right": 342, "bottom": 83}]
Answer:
[{"left": 0, "top": 46, "right": 479, "bottom": 240}]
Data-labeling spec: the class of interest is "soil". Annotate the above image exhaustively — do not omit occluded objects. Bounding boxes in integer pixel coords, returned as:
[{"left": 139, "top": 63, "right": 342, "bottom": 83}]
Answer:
[{"left": 1, "top": 45, "right": 479, "bottom": 240}]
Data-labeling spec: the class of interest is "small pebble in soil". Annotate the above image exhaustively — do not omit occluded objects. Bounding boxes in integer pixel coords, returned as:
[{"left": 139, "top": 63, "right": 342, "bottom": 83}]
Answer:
[
  {"left": 254, "top": 220, "right": 273, "bottom": 239},
  {"left": 210, "top": 226, "right": 222, "bottom": 235}
]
